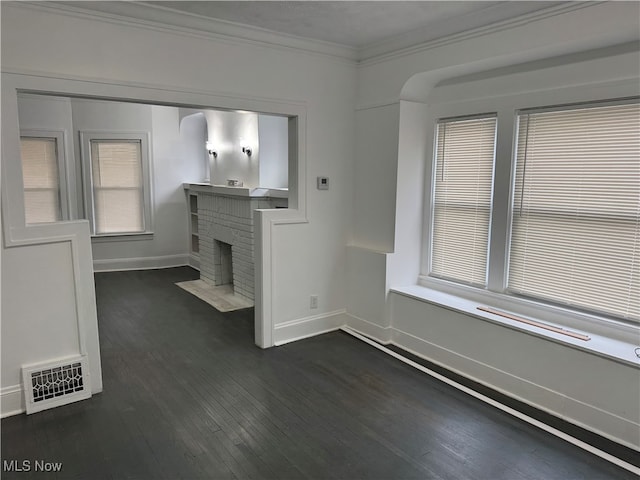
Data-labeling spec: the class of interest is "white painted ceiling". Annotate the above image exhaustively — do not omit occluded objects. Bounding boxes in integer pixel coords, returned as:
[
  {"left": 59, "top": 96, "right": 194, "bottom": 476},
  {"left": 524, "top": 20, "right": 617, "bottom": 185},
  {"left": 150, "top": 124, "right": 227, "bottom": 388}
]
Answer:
[{"left": 143, "top": 1, "right": 561, "bottom": 49}]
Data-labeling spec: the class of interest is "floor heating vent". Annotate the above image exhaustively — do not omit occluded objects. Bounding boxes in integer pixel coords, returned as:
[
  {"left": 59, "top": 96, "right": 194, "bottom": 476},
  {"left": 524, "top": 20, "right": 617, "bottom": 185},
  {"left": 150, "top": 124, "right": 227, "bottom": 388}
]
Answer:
[{"left": 22, "top": 356, "right": 91, "bottom": 414}]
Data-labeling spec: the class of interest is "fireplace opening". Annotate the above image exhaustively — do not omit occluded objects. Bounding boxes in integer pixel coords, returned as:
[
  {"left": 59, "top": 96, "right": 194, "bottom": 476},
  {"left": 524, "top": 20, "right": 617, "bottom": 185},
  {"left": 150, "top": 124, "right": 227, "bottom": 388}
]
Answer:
[{"left": 214, "top": 240, "right": 234, "bottom": 288}]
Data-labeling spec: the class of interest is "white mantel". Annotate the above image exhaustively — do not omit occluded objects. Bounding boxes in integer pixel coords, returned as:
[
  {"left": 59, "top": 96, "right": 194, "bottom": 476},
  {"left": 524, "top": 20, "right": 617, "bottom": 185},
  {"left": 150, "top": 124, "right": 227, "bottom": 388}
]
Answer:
[{"left": 184, "top": 182, "right": 288, "bottom": 199}]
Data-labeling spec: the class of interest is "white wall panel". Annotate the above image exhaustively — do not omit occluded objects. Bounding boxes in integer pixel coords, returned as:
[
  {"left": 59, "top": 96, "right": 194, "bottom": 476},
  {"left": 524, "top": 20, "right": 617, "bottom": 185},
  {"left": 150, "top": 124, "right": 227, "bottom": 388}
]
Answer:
[
  {"left": 1, "top": 242, "right": 79, "bottom": 387},
  {"left": 258, "top": 115, "right": 288, "bottom": 189},
  {"left": 345, "top": 246, "right": 389, "bottom": 338},
  {"left": 351, "top": 104, "right": 399, "bottom": 252}
]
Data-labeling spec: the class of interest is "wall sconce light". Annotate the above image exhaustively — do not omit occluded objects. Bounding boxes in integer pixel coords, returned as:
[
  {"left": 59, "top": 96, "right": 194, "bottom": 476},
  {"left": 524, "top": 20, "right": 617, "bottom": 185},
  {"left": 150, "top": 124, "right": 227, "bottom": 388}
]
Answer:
[
  {"left": 206, "top": 142, "right": 217, "bottom": 158},
  {"left": 242, "top": 146, "right": 252, "bottom": 157}
]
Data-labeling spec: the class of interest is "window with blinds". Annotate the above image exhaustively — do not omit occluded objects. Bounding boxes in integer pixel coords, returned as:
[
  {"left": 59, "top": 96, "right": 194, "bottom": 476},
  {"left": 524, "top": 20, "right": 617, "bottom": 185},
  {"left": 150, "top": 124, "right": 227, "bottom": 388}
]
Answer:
[
  {"left": 509, "top": 101, "right": 640, "bottom": 321},
  {"left": 90, "top": 140, "right": 145, "bottom": 234},
  {"left": 20, "top": 137, "right": 62, "bottom": 224},
  {"left": 431, "top": 115, "right": 497, "bottom": 286}
]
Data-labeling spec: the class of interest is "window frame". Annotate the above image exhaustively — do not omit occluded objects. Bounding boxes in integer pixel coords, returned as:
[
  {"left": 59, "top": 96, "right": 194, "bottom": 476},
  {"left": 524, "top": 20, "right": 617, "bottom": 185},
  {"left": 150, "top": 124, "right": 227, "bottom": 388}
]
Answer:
[
  {"left": 420, "top": 95, "right": 640, "bottom": 336},
  {"left": 20, "top": 129, "right": 71, "bottom": 224},
  {"left": 80, "top": 131, "right": 154, "bottom": 237}
]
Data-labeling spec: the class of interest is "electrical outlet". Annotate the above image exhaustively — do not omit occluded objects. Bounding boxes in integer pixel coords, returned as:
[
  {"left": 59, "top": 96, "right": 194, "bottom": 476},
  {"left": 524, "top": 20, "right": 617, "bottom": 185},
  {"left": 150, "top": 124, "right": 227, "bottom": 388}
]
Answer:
[{"left": 310, "top": 295, "right": 318, "bottom": 309}]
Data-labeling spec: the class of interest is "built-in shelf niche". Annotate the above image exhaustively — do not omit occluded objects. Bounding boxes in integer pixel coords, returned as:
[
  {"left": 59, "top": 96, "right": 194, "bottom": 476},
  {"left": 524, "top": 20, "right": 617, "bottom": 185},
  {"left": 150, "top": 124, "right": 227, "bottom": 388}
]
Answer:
[
  {"left": 190, "top": 213, "right": 198, "bottom": 235},
  {"left": 188, "top": 193, "right": 199, "bottom": 256}
]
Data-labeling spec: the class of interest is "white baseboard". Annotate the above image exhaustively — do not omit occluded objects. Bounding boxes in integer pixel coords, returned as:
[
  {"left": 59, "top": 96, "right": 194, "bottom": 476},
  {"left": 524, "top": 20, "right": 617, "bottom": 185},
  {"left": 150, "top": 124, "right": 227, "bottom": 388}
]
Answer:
[
  {"left": 1, "top": 385, "right": 24, "bottom": 418},
  {"left": 274, "top": 310, "right": 347, "bottom": 346},
  {"left": 93, "top": 254, "right": 189, "bottom": 272},
  {"left": 345, "top": 313, "right": 393, "bottom": 343},
  {"left": 1, "top": 381, "right": 101, "bottom": 419},
  {"left": 189, "top": 254, "right": 200, "bottom": 271},
  {"left": 391, "top": 326, "right": 640, "bottom": 452}
]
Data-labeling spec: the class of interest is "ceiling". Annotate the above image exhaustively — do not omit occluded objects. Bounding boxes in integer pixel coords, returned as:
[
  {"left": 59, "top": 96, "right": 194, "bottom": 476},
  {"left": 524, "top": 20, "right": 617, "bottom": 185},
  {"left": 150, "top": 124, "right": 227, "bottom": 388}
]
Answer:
[{"left": 142, "top": 1, "right": 562, "bottom": 49}]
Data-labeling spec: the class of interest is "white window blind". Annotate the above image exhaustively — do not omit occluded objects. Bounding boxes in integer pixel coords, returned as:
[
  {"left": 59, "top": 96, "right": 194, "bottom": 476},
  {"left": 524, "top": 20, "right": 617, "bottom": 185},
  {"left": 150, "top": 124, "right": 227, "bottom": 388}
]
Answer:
[
  {"left": 20, "top": 137, "right": 61, "bottom": 224},
  {"left": 431, "top": 115, "right": 497, "bottom": 286},
  {"left": 91, "top": 140, "right": 145, "bottom": 234},
  {"left": 510, "top": 101, "right": 640, "bottom": 321}
]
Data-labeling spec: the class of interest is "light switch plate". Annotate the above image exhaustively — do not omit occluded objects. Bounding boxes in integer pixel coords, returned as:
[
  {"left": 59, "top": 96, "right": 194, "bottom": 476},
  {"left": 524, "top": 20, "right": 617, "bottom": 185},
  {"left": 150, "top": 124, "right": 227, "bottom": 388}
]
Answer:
[{"left": 317, "top": 176, "right": 329, "bottom": 190}]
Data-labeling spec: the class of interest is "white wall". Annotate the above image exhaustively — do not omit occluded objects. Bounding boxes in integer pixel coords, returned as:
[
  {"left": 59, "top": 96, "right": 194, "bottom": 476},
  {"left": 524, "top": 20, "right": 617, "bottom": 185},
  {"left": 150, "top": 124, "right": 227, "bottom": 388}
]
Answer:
[
  {"left": 179, "top": 111, "right": 208, "bottom": 183},
  {"left": 148, "top": 105, "right": 197, "bottom": 264},
  {"left": 347, "top": 2, "right": 640, "bottom": 449},
  {"left": 1, "top": 0, "right": 356, "bottom": 390},
  {"left": 205, "top": 110, "right": 260, "bottom": 187},
  {"left": 351, "top": 104, "right": 399, "bottom": 252},
  {"left": 258, "top": 114, "right": 288, "bottom": 189}
]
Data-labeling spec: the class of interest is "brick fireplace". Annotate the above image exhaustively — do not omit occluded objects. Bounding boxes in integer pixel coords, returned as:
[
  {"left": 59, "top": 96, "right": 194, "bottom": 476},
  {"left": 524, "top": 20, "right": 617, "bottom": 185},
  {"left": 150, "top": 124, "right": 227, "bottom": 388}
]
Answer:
[{"left": 195, "top": 189, "right": 285, "bottom": 302}]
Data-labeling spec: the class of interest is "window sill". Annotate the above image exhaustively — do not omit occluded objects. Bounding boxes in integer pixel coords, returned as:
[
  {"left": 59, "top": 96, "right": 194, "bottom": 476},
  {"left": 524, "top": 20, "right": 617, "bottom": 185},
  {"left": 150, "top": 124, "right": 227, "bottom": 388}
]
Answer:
[
  {"left": 91, "top": 232, "right": 154, "bottom": 243},
  {"left": 390, "top": 284, "right": 640, "bottom": 368}
]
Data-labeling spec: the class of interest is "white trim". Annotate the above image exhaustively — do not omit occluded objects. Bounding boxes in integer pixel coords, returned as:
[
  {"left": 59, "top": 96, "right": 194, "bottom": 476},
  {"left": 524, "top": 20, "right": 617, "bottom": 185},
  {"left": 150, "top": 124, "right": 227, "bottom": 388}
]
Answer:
[
  {"left": 189, "top": 254, "right": 200, "bottom": 271},
  {"left": 341, "top": 326, "right": 640, "bottom": 475},
  {"left": 344, "top": 313, "right": 393, "bottom": 344},
  {"left": 2, "top": 67, "right": 307, "bottom": 114},
  {"left": 254, "top": 210, "right": 272, "bottom": 348},
  {"left": 1, "top": 385, "right": 25, "bottom": 418},
  {"left": 91, "top": 232, "right": 154, "bottom": 243},
  {"left": 92, "top": 254, "right": 189, "bottom": 272},
  {"left": 354, "top": 98, "right": 402, "bottom": 113},
  {"left": 273, "top": 310, "right": 347, "bottom": 346},
  {"left": 407, "top": 280, "right": 640, "bottom": 365}
]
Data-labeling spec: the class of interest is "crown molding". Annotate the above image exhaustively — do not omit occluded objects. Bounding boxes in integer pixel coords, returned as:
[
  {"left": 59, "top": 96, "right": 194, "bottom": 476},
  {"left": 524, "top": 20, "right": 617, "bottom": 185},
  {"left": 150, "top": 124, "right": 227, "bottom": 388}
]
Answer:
[
  {"left": 358, "top": 2, "right": 601, "bottom": 66},
  {"left": 7, "top": 1, "right": 618, "bottom": 68},
  {"left": 13, "top": 1, "right": 358, "bottom": 64}
]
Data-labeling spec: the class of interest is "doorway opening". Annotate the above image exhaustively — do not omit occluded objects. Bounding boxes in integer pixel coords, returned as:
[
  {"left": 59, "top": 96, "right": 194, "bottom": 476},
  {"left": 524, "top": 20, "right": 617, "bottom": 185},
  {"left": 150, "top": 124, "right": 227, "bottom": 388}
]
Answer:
[{"left": 9, "top": 88, "right": 304, "bottom": 350}]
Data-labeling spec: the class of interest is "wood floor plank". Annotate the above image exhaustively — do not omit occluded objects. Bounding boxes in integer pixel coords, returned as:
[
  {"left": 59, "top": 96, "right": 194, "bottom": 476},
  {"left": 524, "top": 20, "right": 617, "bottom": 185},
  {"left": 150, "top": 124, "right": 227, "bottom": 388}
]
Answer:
[{"left": 2, "top": 267, "right": 634, "bottom": 479}]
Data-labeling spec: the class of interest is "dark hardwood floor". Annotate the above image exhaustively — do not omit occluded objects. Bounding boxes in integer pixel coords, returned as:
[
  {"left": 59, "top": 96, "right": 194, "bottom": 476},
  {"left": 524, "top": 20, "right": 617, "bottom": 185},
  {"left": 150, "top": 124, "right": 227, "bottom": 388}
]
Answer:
[{"left": 2, "top": 267, "right": 634, "bottom": 479}]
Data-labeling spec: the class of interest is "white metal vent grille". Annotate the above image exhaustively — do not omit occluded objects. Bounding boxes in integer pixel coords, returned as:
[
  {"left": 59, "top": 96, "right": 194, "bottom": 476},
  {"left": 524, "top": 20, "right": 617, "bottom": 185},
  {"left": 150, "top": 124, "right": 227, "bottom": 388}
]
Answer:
[{"left": 22, "top": 356, "right": 91, "bottom": 414}]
